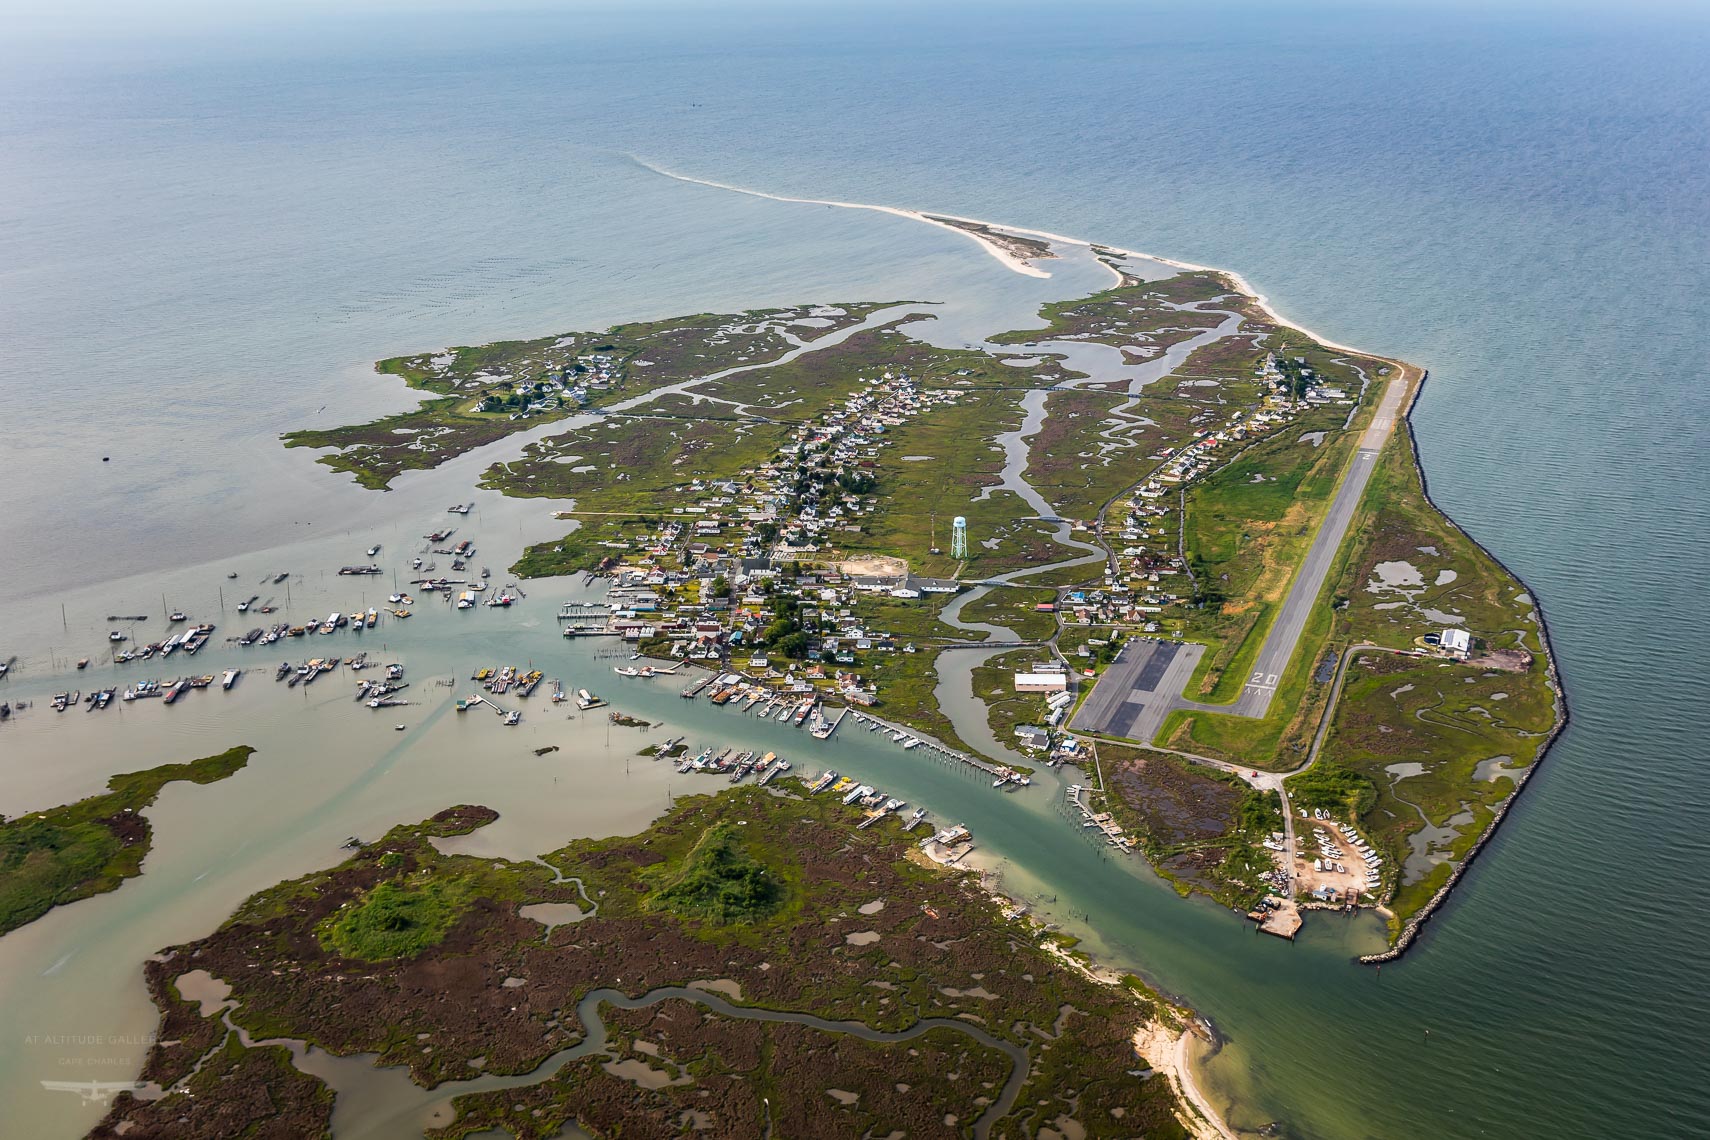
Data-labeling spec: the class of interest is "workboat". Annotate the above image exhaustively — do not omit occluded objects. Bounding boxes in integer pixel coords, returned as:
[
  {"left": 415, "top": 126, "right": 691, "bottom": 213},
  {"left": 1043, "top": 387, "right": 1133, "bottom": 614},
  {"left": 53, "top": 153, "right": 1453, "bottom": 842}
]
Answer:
[
  {"left": 169, "top": 612, "right": 187, "bottom": 623},
  {"left": 221, "top": 669, "right": 239, "bottom": 690},
  {"left": 109, "top": 631, "right": 126, "bottom": 642},
  {"left": 504, "top": 710, "right": 521, "bottom": 726}
]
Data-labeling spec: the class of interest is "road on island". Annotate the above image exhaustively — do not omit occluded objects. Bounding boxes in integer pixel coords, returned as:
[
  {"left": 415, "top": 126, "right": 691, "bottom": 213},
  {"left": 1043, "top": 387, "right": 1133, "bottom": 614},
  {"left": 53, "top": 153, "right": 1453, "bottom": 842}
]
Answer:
[
  {"left": 1072, "top": 364, "right": 1414, "bottom": 903},
  {"left": 1216, "top": 364, "right": 1412, "bottom": 720}
]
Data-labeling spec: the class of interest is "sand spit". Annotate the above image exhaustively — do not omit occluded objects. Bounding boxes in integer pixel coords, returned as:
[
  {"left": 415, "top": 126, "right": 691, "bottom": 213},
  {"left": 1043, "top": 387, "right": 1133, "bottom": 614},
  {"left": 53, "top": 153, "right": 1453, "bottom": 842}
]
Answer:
[{"left": 629, "top": 155, "right": 1404, "bottom": 366}]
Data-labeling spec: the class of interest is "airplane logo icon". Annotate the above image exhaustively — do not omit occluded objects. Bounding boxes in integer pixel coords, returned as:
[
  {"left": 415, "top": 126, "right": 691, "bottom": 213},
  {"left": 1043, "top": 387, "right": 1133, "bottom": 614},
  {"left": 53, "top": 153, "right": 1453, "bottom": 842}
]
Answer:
[{"left": 40, "top": 1080, "right": 146, "bottom": 1105}]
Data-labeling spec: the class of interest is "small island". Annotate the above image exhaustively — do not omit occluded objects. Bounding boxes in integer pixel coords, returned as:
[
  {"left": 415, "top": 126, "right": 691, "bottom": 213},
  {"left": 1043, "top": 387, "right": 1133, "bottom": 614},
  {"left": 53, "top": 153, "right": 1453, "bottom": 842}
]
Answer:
[{"left": 0, "top": 746, "right": 255, "bottom": 938}]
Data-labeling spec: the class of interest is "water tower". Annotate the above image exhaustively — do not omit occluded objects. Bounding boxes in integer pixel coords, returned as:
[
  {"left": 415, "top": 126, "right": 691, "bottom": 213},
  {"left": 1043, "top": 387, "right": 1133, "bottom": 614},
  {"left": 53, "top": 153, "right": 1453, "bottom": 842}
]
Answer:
[{"left": 950, "top": 515, "right": 968, "bottom": 560}]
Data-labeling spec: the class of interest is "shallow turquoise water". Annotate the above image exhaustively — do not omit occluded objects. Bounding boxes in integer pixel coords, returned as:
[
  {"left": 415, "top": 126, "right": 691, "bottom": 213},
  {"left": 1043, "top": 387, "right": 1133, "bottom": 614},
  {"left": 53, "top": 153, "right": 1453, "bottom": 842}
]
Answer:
[{"left": 2, "top": 3, "right": 1707, "bottom": 1137}]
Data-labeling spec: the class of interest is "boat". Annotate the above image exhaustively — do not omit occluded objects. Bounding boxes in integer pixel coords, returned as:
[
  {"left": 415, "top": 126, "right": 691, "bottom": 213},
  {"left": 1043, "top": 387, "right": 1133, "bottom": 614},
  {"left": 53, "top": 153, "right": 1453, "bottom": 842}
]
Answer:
[
  {"left": 76, "top": 658, "right": 89, "bottom": 670},
  {"left": 575, "top": 688, "right": 605, "bottom": 710},
  {"left": 367, "top": 544, "right": 381, "bottom": 556},
  {"left": 394, "top": 723, "right": 406, "bottom": 731},
  {"left": 169, "top": 611, "right": 187, "bottom": 623},
  {"left": 221, "top": 668, "right": 239, "bottom": 690},
  {"left": 273, "top": 572, "right": 290, "bottom": 584},
  {"left": 109, "top": 631, "right": 126, "bottom": 642}
]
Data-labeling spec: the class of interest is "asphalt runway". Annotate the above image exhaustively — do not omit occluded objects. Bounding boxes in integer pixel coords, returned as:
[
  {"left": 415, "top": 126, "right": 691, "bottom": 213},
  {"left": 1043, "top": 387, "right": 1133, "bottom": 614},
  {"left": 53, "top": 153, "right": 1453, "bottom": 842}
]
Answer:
[{"left": 1078, "top": 370, "right": 1410, "bottom": 741}]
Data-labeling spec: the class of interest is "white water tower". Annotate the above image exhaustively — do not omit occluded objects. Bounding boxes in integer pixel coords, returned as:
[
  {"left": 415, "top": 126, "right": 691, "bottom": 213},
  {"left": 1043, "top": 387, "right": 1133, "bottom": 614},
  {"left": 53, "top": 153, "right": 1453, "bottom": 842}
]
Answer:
[{"left": 950, "top": 515, "right": 968, "bottom": 560}]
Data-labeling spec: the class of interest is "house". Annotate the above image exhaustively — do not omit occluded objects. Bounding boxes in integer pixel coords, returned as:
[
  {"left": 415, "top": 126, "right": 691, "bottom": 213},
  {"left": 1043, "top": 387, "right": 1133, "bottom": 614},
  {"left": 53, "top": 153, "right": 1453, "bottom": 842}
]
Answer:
[
  {"left": 1440, "top": 628, "right": 1473, "bottom": 658},
  {"left": 1014, "top": 726, "right": 1051, "bottom": 751}
]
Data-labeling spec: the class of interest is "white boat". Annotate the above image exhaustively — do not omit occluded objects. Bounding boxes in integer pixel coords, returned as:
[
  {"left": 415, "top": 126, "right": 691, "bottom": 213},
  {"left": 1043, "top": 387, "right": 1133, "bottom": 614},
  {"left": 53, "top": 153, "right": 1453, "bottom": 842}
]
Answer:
[
  {"left": 109, "top": 631, "right": 126, "bottom": 642},
  {"left": 504, "top": 710, "right": 521, "bottom": 725},
  {"left": 368, "top": 545, "right": 381, "bottom": 556}
]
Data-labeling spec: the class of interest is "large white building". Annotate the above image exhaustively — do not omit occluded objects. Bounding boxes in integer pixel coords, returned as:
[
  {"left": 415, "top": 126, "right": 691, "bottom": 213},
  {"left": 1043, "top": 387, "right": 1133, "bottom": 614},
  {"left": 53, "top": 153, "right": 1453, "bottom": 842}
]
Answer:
[{"left": 1440, "top": 628, "right": 1473, "bottom": 658}]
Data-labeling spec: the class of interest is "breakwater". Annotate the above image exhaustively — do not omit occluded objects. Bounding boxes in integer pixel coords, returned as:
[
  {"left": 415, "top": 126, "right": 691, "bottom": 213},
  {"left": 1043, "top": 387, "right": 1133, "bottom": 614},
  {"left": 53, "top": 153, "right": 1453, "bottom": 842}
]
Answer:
[{"left": 1355, "top": 370, "right": 1570, "bottom": 965}]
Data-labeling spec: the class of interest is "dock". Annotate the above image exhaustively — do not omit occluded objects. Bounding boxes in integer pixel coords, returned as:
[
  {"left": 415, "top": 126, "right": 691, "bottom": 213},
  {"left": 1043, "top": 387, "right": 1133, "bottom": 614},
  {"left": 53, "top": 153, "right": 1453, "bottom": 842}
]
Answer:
[
  {"left": 558, "top": 601, "right": 616, "bottom": 636},
  {"left": 1064, "top": 784, "right": 1137, "bottom": 852},
  {"left": 846, "top": 710, "right": 1027, "bottom": 787},
  {"left": 1255, "top": 898, "right": 1302, "bottom": 940}
]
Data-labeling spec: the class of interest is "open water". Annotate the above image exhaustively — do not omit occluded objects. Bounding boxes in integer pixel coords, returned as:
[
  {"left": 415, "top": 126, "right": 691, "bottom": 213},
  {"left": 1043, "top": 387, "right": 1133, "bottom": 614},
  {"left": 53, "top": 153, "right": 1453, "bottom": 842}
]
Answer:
[{"left": 2, "top": 3, "right": 1707, "bottom": 1138}]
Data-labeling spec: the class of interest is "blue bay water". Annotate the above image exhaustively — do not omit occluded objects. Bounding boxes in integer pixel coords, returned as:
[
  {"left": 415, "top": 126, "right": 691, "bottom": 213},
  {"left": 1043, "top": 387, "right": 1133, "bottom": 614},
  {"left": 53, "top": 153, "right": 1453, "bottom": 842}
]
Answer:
[{"left": 2, "top": 3, "right": 1707, "bottom": 1137}]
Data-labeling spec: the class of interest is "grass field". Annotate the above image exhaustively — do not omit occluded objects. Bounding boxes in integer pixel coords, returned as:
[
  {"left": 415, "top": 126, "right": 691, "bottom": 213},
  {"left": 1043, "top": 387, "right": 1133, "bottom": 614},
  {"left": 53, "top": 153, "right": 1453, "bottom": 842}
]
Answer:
[
  {"left": 957, "top": 586, "right": 1059, "bottom": 641},
  {"left": 0, "top": 746, "right": 254, "bottom": 936},
  {"left": 484, "top": 412, "right": 787, "bottom": 508},
  {"left": 283, "top": 303, "right": 893, "bottom": 489},
  {"left": 1092, "top": 739, "right": 1282, "bottom": 910},
  {"left": 121, "top": 788, "right": 1189, "bottom": 1140},
  {"left": 833, "top": 385, "right": 1077, "bottom": 579}
]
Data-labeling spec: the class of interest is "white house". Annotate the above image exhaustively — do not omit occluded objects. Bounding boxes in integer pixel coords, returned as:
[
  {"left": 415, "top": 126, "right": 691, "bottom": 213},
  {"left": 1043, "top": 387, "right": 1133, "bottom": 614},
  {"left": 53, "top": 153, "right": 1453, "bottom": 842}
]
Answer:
[{"left": 1440, "top": 628, "right": 1473, "bottom": 658}]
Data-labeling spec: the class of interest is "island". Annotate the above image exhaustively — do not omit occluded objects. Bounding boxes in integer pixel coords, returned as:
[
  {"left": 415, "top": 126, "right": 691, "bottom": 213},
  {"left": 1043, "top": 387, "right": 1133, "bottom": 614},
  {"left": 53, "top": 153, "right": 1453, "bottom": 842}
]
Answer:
[
  {"left": 94, "top": 786, "right": 1206, "bottom": 1139},
  {"left": 0, "top": 746, "right": 255, "bottom": 937},
  {"left": 285, "top": 222, "right": 1563, "bottom": 955}
]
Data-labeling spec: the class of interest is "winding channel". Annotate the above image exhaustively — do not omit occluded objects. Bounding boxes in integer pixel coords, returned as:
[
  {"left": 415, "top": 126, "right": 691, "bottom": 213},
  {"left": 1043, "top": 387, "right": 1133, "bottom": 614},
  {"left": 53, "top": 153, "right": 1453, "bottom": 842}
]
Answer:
[
  {"left": 191, "top": 980, "right": 1031, "bottom": 1139},
  {"left": 929, "top": 294, "right": 1249, "bottom": 767}
]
